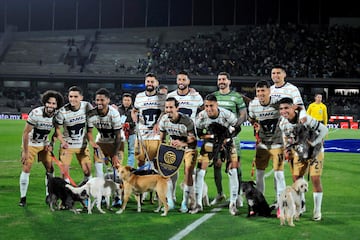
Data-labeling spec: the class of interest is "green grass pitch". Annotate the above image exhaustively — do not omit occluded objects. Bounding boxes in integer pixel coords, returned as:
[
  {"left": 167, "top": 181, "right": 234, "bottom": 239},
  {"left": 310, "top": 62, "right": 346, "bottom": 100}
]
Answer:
[{"left": 0, "top": 119, "right": 359, "bottom": 240}]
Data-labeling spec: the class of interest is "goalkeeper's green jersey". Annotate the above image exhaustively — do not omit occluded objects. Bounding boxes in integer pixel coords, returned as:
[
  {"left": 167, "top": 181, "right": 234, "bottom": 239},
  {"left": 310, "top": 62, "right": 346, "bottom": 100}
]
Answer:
[{"left": 213, "top": 90, "right": 246, "bottom": 115}]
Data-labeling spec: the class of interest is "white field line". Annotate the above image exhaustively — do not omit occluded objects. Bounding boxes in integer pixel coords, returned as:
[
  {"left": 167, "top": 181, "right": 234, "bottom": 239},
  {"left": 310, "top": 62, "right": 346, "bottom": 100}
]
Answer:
[{"left": 169, "top": 208, "right": 222, "bottom": 240}]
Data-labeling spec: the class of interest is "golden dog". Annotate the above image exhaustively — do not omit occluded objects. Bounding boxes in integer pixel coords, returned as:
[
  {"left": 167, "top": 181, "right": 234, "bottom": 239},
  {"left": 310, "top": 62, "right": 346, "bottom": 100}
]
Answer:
[
  {"left": 279, "top": 178, "right": 308, "bottom": 226},
  {"left": 116, "top": 166, "right": 169, "bottom": 216}
]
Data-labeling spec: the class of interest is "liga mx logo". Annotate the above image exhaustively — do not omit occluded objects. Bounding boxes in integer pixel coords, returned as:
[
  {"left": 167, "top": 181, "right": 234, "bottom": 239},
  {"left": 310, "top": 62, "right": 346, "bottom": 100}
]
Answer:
[{"left": 156, "top": 144, "right": 184, "bottom": 177}]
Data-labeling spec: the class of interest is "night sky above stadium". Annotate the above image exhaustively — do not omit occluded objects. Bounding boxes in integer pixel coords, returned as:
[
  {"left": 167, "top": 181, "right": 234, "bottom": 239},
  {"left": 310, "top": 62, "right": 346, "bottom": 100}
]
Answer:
[{"left": 0, "top": 0, "right": 359, "bottom": 32}]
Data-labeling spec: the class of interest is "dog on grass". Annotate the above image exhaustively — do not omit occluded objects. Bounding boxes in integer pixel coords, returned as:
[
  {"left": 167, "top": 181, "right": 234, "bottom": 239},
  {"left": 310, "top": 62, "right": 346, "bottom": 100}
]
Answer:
[
  {"left": 241, "top": 181, "right": 275, "bottom": 217},
  {"left": 46, "top": 173, "right": 88, "bottom": 214},
  {"left": 116, "top": 165, "right": 169, "bottom": 216},
  {"left": 180, "top": 174, "right": 210, "bottom": 210},
  {"left": 278, "top": 178, "right": 308, "bottom": 227},
  {"left": 66, "top": 177, "right": 122, "bottom": 214}
]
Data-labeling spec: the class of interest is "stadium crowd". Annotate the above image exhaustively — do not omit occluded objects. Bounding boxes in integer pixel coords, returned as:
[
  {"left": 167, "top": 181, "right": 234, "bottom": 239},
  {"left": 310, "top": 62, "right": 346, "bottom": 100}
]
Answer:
[{"left": 137, "top": 23, "right": 360, "bottom": 78}]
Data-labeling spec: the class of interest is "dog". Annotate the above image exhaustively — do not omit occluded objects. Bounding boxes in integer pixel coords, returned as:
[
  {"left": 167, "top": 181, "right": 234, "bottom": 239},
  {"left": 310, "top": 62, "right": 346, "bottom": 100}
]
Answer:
[
  {"left": 66, "top": 177, "right": 122, "bottom": 214},
  {"left": 278, "top": 178, "right": 308, "bottom": 226},
  {"left": 180, "top": 173, "right": 209, "bottom": 210},
  {"left": 116, "top": 165, "right": 169, "bottom": 216},
  {"left": 46, "top": 173, "right": 88, "bottom": 214},
  {"left": 241, "top": 181, "right": 275, "bottom": 217}
]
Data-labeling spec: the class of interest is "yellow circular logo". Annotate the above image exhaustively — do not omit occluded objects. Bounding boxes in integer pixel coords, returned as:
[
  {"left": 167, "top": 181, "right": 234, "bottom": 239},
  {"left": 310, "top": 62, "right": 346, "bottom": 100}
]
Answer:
[{"left": 164, "top": 151, "right": 176, "bottom": 164}]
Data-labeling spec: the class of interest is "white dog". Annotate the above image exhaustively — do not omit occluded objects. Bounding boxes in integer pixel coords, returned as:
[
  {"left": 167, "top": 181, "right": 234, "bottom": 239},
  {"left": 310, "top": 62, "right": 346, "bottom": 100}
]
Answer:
[
  {"left": 180, "top": 174, "right": 210, "bottom": 210},
  {"left": 278, "top": 178, "right": 308, "bottom": 226},
  {"left": 66, "top": 177, "right": 122, "bottom": 214}
]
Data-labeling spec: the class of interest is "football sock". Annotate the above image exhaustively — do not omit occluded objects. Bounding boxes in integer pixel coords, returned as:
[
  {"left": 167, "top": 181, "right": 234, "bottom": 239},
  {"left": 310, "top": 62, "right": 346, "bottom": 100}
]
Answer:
[
  {"left": 95, "top": 162, "right": 104, "bottom": 177},
  {"left": 313, "top": 192, "right": 323, "bottom": 214},
  {"left": 182, "top": 184, "right": 190, "bottom": 206},
  {"left": 195, "top": 169, "right": 205, "bottom": 207},
  {"left": 274, "top": 171, "right": 286, "bottom": 202},
  {"left": 256, "top": 169, "right": 265, "bottom": 194},
  {"left": 166, "top": 179, "right": 174, "bottom": 204},
  {"left": 228, "top": 168, "right": 239, "bottom": 203},
  {"left": 19, "top": 171, "right": 30, "bottom": 198}
]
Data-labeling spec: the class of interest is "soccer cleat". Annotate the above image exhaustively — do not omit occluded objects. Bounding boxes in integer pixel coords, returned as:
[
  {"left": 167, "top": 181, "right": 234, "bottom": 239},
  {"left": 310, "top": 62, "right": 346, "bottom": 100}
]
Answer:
[
  {"left": 313, "top": 212, "right": 322, "bottom": 221},
  {"left": 229, "top": 202, "right": 238, "bottom": 216},
  {"left": 210, "top": 193, "right": 226, "bottom": 206},
  {"left": 236, "top": 195, "right": 244, "bottom": 208},
  {"left": 179, "top": 201, "right": 188, "bottom": 213},
  {"left": 19, "top": 197, "right": 27, "bottom": 207},
  {"left": 189, "top": 204, "right": 203, "bottom": 214}
]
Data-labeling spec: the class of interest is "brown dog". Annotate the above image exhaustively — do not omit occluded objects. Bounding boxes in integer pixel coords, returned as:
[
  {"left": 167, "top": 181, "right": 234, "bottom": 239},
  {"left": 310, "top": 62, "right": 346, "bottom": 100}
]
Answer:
[{"left": 116, "top": 166, "right": 169, "bottom": 216}]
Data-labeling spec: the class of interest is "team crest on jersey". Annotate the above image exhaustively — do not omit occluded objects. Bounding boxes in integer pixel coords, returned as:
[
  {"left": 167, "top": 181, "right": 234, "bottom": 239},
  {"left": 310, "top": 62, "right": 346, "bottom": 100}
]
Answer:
[{"left": 156, "top": 144, "right": 184, "bottom": 177}]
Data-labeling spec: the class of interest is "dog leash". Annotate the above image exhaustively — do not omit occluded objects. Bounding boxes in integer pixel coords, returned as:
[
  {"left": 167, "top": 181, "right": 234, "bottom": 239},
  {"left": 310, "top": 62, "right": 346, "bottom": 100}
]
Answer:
[{"left": 50, "top": 151, "right": 77, "bottom": 187}]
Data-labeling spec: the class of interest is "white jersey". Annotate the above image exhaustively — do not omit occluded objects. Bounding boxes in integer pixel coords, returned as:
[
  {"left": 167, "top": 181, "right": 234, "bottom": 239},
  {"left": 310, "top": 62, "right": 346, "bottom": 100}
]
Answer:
[
  {"left": 26, "top": 106, "right": 55, "bottom": 147},
  {"left": 55, "top": 101, "right": 93, "bottom": 148},
  {"left": 134, "top": 91, "right": 166, "bottom": 140},
  {"left": 271, "top": 82, "right": 304, "bottom": 106},
  {"left": 87, "top": 105, "right": 122, "bottom": 144},
  {"left": 159, "top": 112, "right": 197, "bottom": 149},
  {"left": 167, "top": 90, "right": 203, "bottom": 123},
  {"left": 248, "top": 97, "right": 282, "bottom": 149},
  {"left": 196, "top": 107, "right": 237, "bottom": 130},
  {"left": 279, "top": 113, "right": 328, "bottom": 148}
]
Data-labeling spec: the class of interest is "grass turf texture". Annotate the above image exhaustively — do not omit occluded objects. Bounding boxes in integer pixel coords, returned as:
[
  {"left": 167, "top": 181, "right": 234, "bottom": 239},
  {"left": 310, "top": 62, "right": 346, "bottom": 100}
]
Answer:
[{"left": 0, "top": 119, "right": 359, "bottom": 240}]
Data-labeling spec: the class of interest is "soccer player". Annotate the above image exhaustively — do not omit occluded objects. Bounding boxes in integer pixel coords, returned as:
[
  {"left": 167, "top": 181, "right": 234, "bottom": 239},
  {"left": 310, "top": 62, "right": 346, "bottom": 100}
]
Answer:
[
  {"left": 19, "top": 90, "right": 64, "bottom": 207},
  {"left": 248, "top": 80, "right": 286, "bottom": 217},
  {"left": 167, "top": 70, "right": 203, "bottom": 203},
  {"left": 132, "top": 73, "right": 166, "bottom": 167},
  {"left": 54, "top": 86, "right": 93, "bottom": 185},
  {"left": 270, "top": 65, "right": 304, "bottom": 106},
  {"left": 270, "top": 65, "right": 305, "bottom": 208},
  {"left": 212, "top": 71, "right": 247, "bottom": 207},
  {"left": 307, "top": 93, "right": 328, "bottom": 125},
  {"left": 87, "top": 88, "right": 122, "bottom": 177},
  {"left": 191, "top": 94, "right": 241, "bottom": 215},
  {"left": 159, "top": 97, "right": 197, "bottom": 213},
  {"left": 279, "top": 97, "right": 328, "bottom": 221}
]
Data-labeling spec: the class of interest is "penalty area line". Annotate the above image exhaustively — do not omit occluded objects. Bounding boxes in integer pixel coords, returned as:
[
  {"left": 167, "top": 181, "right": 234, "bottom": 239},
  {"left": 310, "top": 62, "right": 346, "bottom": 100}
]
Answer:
[{"left": 169, "top": 208, "right": 222, "bottom": 240}]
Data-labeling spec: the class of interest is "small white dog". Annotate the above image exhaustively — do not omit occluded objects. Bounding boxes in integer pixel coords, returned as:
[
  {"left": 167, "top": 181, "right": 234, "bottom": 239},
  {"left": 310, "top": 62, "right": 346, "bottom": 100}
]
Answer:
[
  {"left": 180, "top": 174, "right": 210, "bottom": 210},
  {"left": 66, "top": 177, "right": 122, "bottom": 214},
  {"left": 278, "top": 178, "right": 308, "bottom": 227}
]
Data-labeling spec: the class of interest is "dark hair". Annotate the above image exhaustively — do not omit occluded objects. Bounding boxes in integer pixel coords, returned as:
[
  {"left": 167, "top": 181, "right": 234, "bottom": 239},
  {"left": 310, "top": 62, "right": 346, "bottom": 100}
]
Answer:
[
  {"left": 218, "top": 71, "right": 230, "bottom": 79},
  {"left": 145, "top": 72, "right": 157, "bottom": 78},
  {"left": 166, "top": 97, "right": 179, "bottom": 107},
  {"left": 159, "top": 85, "right": 168, "bottom": 90},
  {"left": 95, "top": 88, "right": 110, "bottom": 98},
  {"left": 177, "top": 70, "right": 189, "bottom": 76},
  {"left": 272, "top": 65, "right": 286, "bottom": 72},
  {"left": 278, "top": 97, "right": 293, "bottom": 105},
  {"left": 122, "top": 93, "right": 132, "bottom": 99},
  {"left": 42, "top": 90, "right": 64, "bottom": 109},
  {"left": 255, "top": 80, "right": 271, "bottom": 89},
  {"left": 68, "top": 86, "right": 83, "bottom": 95},
  {"left": 205, "top": 93, "right": 217, "bottom": 102}
]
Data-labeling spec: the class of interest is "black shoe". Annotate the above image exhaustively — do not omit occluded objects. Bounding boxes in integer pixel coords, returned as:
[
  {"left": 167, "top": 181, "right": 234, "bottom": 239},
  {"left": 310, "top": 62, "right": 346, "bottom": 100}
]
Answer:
[{"left": 19, "top": 197, "right": 26, "bottom": 207}]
